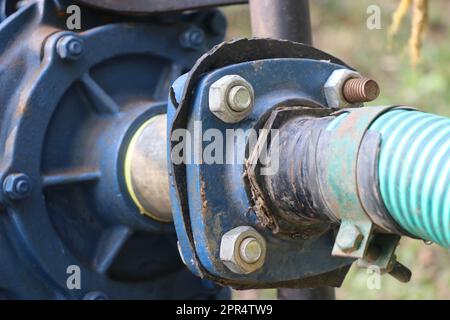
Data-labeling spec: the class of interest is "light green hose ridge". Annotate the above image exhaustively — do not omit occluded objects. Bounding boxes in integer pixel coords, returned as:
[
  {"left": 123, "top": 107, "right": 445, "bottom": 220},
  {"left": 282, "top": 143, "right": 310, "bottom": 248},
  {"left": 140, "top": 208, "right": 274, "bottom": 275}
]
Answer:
[{"left": 370, "top": 109, "right": 450, "bottom": 248}]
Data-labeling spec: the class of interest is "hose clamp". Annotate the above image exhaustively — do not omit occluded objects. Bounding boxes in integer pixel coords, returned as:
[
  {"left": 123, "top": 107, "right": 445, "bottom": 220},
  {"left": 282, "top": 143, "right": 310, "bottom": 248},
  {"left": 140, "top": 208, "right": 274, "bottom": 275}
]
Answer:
[{"left": 319, "top": 106, "right": 414, "bottom": 258}]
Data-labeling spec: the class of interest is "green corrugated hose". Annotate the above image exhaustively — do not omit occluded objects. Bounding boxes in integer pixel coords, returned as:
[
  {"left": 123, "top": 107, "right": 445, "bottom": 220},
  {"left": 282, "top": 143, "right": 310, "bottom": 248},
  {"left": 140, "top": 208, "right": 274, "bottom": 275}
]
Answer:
[{"left": 370, "top": 109, "right": 450, "bottom": 248}]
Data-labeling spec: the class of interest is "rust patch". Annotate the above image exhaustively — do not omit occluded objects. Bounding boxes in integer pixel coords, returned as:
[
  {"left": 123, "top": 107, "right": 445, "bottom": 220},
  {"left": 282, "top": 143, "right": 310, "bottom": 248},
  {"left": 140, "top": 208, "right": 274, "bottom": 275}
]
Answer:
[{"left": 200, "top": 178, "right": 208, "bottom": 211}]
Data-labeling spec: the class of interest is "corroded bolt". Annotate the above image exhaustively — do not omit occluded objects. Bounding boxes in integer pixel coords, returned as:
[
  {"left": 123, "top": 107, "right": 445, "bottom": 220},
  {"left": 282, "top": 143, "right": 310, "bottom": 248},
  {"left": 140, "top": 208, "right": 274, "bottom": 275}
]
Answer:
[
  {"left": 239, "top": 237, "right": 263, "bottom": 264},
  {"left": 342, "top": 77, "right": 380, "bottom": 103},
  {"left": 336, "top": 224, "right": 364, "bottom": 253},
  {"left": 3, "top": 173, "right": 32, "bottom": 200}
]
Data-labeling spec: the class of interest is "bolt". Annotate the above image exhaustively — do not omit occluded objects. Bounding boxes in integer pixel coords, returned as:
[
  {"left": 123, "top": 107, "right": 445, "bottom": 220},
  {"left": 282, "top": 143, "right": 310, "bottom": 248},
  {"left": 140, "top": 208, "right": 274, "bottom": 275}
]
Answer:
[
  {"left": 336, "top": 224, "right": 364, "bottom": 253},
  {"left": 209, "top": 75, "right": 255, "bottom": 123},
  {"left": 179, "top": 27, "right": 206, "bottom": 50},
  {"left": 342, "top": 77, "right": 380, "bottom": 103},
  {"left": 220, "top": 226, "right": 266, "bottom": 274},
  {"left": 57, "top": 35, "right": 84, "bottom": 61},
  {"left": 227, "top": 85, "right": 253, "bottom": 112},
  {"left": 239, "top": 237, "right": 263, "bottom": 264},
  {"left": 3, "top": 173, "right": 32, "bottom": 201}
]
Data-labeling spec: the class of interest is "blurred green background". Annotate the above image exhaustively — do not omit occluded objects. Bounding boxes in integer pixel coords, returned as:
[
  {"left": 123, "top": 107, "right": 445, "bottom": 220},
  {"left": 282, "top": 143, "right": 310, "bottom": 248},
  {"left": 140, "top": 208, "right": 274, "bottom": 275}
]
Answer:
[{"left": 224, "top": 0, "right": 450, "bottom": 300}]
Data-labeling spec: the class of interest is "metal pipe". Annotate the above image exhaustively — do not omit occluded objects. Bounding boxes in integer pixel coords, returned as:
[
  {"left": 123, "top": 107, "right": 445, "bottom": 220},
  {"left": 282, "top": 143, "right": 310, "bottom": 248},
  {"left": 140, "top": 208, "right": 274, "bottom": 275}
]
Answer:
[
  {"left": 262, "top": 107, "right": 450, "bottom": 248},
  {"left": 249, "top": 0, "right": 313, "bottom": 44},
  {"left": 123, "top": 114, "right": 173, "bottom": 222}
]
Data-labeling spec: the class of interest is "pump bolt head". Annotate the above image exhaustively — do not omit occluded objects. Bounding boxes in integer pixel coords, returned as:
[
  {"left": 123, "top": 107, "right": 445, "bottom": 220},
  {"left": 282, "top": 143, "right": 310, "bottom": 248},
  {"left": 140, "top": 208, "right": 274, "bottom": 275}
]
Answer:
[
  {"left": 57, "top": 35, "right": 84, "bottom": 61},
  {"left": 220, "top": 226, "right": 266, "bottom": 274},
  {"left": 336, "top": 224, "right": 363, "bottom": 253},
  {"left": 3, "top": 173, "right": 32, "bottom": 201},
  {"left": 209, "top": 75, "right": 255, "bottom": 123}
]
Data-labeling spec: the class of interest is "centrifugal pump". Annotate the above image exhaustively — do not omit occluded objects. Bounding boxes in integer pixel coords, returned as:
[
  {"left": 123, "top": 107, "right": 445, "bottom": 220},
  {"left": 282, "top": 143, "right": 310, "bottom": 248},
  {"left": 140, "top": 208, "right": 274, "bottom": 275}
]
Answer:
[{"left": 0, "top": 0, "right": 448, "bottom": 299}]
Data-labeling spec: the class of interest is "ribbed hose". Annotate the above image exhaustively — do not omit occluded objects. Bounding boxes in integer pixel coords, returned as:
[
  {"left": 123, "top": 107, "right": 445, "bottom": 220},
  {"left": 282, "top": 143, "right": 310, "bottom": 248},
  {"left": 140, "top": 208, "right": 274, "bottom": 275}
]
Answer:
[{"left": 369, "top": 109, "right": 450, "bottom": 248}]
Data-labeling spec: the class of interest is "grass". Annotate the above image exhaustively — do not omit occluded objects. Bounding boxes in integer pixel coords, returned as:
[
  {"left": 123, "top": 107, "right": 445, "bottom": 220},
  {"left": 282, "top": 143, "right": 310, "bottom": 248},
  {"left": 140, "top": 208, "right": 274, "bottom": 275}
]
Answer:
[{"left": 224, "top": 0, "right": 450, "bottom": 300}]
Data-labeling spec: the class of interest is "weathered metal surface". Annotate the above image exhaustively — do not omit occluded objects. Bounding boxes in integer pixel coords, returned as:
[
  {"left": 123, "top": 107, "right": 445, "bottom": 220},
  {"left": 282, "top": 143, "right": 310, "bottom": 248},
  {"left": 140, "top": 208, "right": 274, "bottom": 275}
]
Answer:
[
  {"left": 246, "top": 106, "right": 333, "bottom": 236},
  {"left": 318, "top": 106, "right": 414, "bottom": 259},
  {"left": 168, "top": 40, "right": 352, "bottom": 284},
  {"left": 168, "top": 38, "right": 350, "bottom": 284},
  {"left": 168, "top": 52, "right": 354, "bottom": 288},
  {"left": 76, "top": 0, "right": 247, "bottom": 14}
]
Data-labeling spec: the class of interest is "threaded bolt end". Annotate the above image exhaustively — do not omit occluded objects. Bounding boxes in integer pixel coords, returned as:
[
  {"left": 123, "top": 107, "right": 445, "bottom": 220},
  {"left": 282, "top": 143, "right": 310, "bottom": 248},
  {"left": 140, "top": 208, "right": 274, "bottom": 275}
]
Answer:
[
  {"left": 343, "top": 77, "right": 380, "bottom": 103},
  {"left": 227, "top": 85, "right": 252, "bottom": 112},
  {"left": 239, "top": 237, "right": 263, "bottom": 264}
]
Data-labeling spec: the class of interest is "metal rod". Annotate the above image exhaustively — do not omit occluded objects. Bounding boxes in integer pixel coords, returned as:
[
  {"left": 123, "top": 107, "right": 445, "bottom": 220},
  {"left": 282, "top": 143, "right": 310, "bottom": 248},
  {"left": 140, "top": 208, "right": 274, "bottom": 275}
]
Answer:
[{"left": 249, "top": 0, "right": 313, "bottom": 44}]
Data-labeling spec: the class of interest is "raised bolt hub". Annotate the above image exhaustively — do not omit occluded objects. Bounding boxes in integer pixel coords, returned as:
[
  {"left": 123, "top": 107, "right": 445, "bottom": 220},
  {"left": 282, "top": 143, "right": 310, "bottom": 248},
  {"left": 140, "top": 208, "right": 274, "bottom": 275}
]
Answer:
[
  {"left": 57, "top": 35, "right": 84, "bottom": 61},
  {"left": 3, "top": 173, "right": 32, "bottom": 200}
]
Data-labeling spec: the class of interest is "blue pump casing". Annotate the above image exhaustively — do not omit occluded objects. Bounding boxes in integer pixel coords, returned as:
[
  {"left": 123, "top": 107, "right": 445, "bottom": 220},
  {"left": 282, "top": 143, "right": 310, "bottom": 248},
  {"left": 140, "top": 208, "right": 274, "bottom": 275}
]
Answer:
[{"left": 0, "top": 0, "right": 229, "bottom": 299}]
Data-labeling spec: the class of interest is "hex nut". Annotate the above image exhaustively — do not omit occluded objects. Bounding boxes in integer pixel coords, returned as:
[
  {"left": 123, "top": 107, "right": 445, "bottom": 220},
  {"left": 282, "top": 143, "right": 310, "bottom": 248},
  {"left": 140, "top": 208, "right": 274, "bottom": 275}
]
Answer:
[
  {"left": 336, "top": 223, "right": 364, "bottom": 253},
  {"left": 209, "top": 75, "right": 255, "bottom": 123},
  {"left": 220, "top": 226, "right": 266, "bottom": 274},
  {"left": 57, "top": 35, "right": 84, "bottom": 61},
  {"left": 324, "top": 69, "right": 361, "bottom": 109},
  {"left": 3, "top": 173, "right": 32, "bottom": 201}
]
